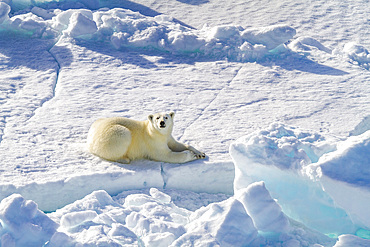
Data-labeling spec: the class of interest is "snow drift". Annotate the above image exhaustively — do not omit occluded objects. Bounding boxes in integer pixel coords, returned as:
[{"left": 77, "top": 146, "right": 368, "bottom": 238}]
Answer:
[
  {"left": 0, "top": 2, "right": 297, "bottom": 61},
  {"left": 2, "top": 1, "right": 369, "bottom": 67}
]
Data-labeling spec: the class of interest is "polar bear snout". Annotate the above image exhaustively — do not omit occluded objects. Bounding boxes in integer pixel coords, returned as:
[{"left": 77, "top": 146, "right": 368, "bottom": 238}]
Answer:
[{"left": 149, "top": 112, "right": 174, "bottom": 132}]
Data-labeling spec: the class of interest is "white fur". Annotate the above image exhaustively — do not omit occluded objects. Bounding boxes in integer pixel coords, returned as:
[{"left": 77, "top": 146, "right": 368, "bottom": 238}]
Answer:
[{"left": 87, "top": 112, "right": 206, "bottom": 164}]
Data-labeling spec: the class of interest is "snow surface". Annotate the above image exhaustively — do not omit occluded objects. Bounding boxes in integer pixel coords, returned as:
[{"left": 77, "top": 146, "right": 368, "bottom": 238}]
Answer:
[{"left": 0, "top": 0, "right": 369, "bottom": 246}]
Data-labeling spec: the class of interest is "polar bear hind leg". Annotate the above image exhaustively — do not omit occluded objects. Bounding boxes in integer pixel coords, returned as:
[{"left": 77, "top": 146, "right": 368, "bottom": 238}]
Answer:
[
  {"left": 88, "top": 123, "right": 132, "bottom": 163},
  {"left": 103, "top": 125, "right": 132, "bottom": 162}
]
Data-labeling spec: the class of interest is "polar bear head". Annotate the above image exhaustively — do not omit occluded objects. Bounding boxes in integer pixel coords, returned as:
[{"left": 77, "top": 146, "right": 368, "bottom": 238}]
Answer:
[{"left": 148, "top": 112, "right": 175, "bottom": 135}]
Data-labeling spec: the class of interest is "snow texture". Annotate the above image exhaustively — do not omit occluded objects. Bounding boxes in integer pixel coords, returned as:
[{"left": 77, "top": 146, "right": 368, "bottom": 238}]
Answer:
[{"left": 0, "top": 0, "right": 370, "bottom": 246}]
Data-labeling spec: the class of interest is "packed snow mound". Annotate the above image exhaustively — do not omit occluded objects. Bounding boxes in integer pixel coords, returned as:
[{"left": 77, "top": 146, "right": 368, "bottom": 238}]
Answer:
[
  {"left": 64, "top": 10, "right": 97, "bottom": 37},
  {"left": 230, "top": 123, "right": 370, "bottom": 236},
  {"left": 350, "top": 115, "right": 370, "bottom": 136},
  {"left": 304, "top": 131, "right": 370, "bottom": 229},
  {"left": 236, "top": 181, "right": 290, "bottom": 233},
  {"left": 306, "top": 131, "right": 370, "bottom": 187},
  {"left": 288, "top": 36, "right": 332, "bottom": 54},
  {"left": 173, "top": 196, "right": 258, "bottom": 247},
  {"left": 231, "top": 123, "right": 337, "bottom": 173},
  {"left": 240, "top": 25, "right": 296, "bottom": 51},
  {"left": 0, "top": 186, "right": 338, "bottom": 246},
  {"left": 0, "top": 2, "right": 10, "bottom": 24},
  {"left": 0, "top": 194, "right": 60, "bottom": 247},
  {"left": 342, "top": 43, "right": 370, "bottom": 69},
  {"left": 0, "top": 2, "right": 297, "bottom": 61},
  {"left": 333, "top": 234, "right": 370, "bottom": 247}
]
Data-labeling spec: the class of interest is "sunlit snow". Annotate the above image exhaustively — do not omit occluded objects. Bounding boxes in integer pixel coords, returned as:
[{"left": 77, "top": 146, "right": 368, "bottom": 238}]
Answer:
[{"left": 0, "top": 0, "right": 369, "bottom": 246}]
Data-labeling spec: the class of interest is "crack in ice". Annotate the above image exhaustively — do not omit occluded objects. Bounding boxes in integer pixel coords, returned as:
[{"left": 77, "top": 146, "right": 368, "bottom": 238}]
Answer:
[
  {"left": 160, "top": 163, "right": 168, "bottom": 189},
  {"left": 47, "top": 46, "right": 60, "bottom": 104},
  {"left": 26, "top": 42, "right": 61, "bottom": 123},
  {"left": 179, "top": 65, "right": 243, "bottom": 141}
]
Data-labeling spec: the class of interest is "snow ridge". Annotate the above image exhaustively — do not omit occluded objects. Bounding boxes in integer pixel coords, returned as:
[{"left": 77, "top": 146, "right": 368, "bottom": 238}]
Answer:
[{"left": 0, "top": 2, "right": 297, "bottom": 61}]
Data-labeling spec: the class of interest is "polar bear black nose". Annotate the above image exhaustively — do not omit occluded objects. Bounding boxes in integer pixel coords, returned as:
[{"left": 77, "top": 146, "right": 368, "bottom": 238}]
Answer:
[{"left": 160, "top": 121, "right": 166, "bottom": 128}]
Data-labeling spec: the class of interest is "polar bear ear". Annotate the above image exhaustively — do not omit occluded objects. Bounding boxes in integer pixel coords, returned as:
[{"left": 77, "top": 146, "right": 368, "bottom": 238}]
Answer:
[
  {"left": 148, "top": 114, "right": 154, "bottom": 122},
  {"left": 169, "top": 112, "right": 175, "bottom": 119}
]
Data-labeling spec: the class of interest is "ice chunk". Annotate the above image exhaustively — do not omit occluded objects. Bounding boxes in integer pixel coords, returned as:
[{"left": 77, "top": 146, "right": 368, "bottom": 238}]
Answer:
[
  {"left": 52, "top": 9, "right": 94, "bottom": 31},
  {"left": 238, "top": 42, "right": 268, "bottom": 61},
  {"left": 237, "top": 181, "right": 290, "bottom": 233},
  {"left": 108, "top": 223, "right": 137, "bottom": 245},
  {"left": 350, "top": 115, "right": 370, "bottom": 136},
  {"left": 8, "top": 13, "right": 47, "bottom": 36},
  {"left": 48, "top": 231, "right": 74, "bottom": 247},
  {"left": 343, "top": 42, "right": 370, "bottom": 69},
  {"left": 173, "top": 197, "right": 258, "bottom": 246},
  {"left": 288, "top": 36, "right": 332, "bottom": 53},
  {"left": 126, "top": 211, "right": 186, "bottom": 241},
  {"left": 49, "top": 190, "right": 117, "bottom": 223},
  {"left": 304, "top": 131, "right": 370, "bottom": 229},
  {"left": 334, "top": 234, "right": 370, "bottom": 247},
  {"left": 65, "top": 12, "right": 97, "bottom": 37},
  {"left": 208, "top": 25, "right": 241, "bottom": 41},
  {"left": 142, "top": 232, "right": 177, "bottom": 247},
  {"left": 123, "top": 191, "right": 190, "bottom": 226},
  {"left": 124, "top": 193, "right": 157, "bottom": 208},
  {"left": 121, "top": 190, "right": 192, "bottom": 246},
  {"left": 0, "top": 194, "right": 58, "bottom": 247},
  {"left": 314, "top": 131, "right": 370, "bottom": 187},
  {"left": 150, "top": 188, "right": 171, "bottom": 204},
  {"left": 48, "top": 190, "right": 138, "bottom": 246},
  {"left": 231, "top": 123, "right": 331, "bottom": 175},
  {"left": 230, "top": 123, "right": 359, "bottom": 235},
  {"left": 60, "top": 210, "right": 98, "bottom": 228},
  {"left": 0, "top": 2, "right": 10, "bottom": 24},
  {"left": 128, "top": 25, "right": 166, "bottom": 48},
  {"left": 241, "top": 25, "right": 296, "bottom": 50},
  {"left": 168, "top": 31, "right": 205, "bottom": 52},
  {"left": 31, "top": 6, "right": 55, "bottom": 20}
]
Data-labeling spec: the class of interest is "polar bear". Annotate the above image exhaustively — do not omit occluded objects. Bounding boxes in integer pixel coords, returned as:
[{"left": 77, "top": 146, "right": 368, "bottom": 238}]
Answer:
[{"left": 87, "top": 112, "right": 206, "bottom": 164}]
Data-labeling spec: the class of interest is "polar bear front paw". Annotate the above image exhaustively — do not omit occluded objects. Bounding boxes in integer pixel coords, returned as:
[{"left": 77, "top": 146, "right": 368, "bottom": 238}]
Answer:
[
  {"left": 184, "top": 150, "right": 206, "bottom": 162},
  {"left": 192, "top": 150, "right": 206, "bottom": 159},
  {"left": 196, "top": 152, "right": 206, "bottom": 159},
  {"left": 183, "top": 150, "right": 198, "bottom": 162}
]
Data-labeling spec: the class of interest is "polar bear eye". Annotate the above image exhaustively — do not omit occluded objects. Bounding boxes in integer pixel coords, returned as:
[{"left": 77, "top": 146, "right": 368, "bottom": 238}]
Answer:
[
  {"left": 164, "top": 117, "right": 168, "bottom": 120},
  {"left": 156, "top": 117, "right": 160, "bottom": 120}
]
